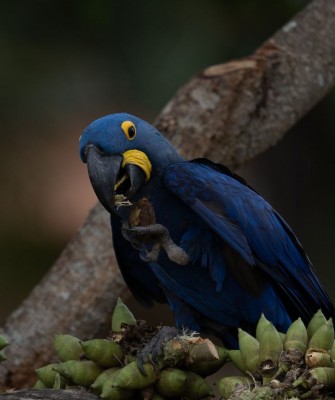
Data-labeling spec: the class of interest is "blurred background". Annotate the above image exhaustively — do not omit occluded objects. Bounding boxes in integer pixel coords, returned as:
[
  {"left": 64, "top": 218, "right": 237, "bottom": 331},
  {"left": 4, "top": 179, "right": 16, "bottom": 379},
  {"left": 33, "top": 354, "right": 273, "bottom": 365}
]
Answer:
[{"left": 0, "top": 0, "right": 334, "bottom": 325}]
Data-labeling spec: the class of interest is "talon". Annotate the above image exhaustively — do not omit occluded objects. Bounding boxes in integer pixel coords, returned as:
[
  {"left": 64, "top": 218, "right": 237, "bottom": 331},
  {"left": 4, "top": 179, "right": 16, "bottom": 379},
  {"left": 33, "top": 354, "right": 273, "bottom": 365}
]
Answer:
[
  {"left": 136, "top": 326, "right": 181, "bottom": 373},
  {"left": 137, "top": 353, "right": 148, "bottom": 376}
]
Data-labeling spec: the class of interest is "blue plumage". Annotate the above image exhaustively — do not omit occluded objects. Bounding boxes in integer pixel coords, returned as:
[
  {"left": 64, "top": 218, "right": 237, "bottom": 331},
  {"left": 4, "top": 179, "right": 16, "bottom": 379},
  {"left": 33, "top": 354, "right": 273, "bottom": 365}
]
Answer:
[{"left": 80, "top": 113, "right": 335, "bottom": 347}]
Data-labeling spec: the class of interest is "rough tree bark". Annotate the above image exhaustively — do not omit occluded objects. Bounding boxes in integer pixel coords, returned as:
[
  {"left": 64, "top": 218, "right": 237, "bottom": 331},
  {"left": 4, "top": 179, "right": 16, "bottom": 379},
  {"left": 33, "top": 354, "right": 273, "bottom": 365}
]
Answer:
[
  {"left": 0, "top": 0, "right": 334, "bottom": 392},
  {"left": 0, "top": 390, "right": 98, "bottom": 400}
]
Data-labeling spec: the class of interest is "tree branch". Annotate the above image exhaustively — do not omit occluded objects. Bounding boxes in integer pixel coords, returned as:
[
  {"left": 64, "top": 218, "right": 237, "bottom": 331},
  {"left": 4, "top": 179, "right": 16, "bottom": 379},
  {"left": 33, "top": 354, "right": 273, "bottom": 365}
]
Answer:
[
  {"left": 156, "top": 0, "right": 335, "bottom": 168},
  {"left": 1, "top": 0, "right": 334, "bottom": 390},
  {"left": 0, "top": 389, "right": 98, "bottom": 400}
]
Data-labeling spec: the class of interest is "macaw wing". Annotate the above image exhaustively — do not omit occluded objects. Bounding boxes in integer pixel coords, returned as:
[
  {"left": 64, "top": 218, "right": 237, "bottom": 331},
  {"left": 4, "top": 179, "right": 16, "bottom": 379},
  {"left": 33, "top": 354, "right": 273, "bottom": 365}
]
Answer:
[
  {"left": 163, "top": 158, "right": 335, "bottom": 321},
  {"left": 111, "top": 216, "right": 166, "bottom": 307}
]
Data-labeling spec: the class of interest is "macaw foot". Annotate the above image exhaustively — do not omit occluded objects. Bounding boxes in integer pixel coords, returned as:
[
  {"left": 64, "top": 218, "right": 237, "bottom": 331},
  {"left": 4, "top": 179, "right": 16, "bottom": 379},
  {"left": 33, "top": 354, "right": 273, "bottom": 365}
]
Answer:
[
  {"left": 139, "top": 243, "right": 161, "bottom": 263},
  {"left": 137, "top": 326, "right": 181, "bottom": 374},
  {"left": 123, "top": 224, "right": 190, "bottom": 265}
]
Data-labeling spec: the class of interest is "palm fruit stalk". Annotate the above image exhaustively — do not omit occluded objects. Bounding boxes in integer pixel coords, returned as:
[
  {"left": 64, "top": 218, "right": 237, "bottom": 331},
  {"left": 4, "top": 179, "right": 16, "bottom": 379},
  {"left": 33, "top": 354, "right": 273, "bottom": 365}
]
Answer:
[
  {"left": 225, "top": 310, "right": 335, "bottom": 399},
  {"left": 31, "top": 302, "right": 335, "bottom": 400}
]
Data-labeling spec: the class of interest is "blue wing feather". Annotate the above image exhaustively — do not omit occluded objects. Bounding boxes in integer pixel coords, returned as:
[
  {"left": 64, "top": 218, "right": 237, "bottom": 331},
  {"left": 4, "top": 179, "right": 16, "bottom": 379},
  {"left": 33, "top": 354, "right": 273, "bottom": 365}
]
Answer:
[{"left": 163, "top": 159, "right": 335, "bottom": 321}]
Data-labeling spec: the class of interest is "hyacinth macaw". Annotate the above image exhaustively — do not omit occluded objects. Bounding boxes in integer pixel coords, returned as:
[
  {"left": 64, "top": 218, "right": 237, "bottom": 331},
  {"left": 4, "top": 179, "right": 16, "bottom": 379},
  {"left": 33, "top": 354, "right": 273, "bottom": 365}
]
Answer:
[{"left": 80, "top": 113, "right": 335, "bottom": 348}]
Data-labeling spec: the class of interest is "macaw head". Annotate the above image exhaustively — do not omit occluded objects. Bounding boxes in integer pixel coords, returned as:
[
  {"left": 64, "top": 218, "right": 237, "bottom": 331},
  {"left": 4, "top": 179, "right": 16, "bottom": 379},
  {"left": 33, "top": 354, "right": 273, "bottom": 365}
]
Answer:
[{"left": 79, "top": 113, "right": 181, "bottom": 213}]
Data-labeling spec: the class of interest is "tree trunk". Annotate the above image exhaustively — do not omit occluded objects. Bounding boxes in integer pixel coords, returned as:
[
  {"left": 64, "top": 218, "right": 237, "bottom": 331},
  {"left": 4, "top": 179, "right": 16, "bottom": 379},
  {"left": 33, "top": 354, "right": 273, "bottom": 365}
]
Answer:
[{"left": 0, "top": 0, "right": 334, "bottom": 391}]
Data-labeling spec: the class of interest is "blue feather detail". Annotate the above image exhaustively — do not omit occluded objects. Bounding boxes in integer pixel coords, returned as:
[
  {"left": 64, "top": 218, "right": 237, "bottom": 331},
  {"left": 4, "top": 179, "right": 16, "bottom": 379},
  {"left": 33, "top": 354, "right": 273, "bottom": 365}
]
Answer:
[
  {"left": 180, "top": 226, "right": 226, "bottom": 291},
  {"left": 164, "top": 160, "right": 335, "bottom": 322}
]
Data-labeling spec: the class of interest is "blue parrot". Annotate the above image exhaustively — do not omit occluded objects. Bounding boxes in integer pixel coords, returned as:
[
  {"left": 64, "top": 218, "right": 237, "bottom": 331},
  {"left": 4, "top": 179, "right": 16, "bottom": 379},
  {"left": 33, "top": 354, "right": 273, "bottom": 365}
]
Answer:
[{"left": 79, "top": 113, "right": 335, "bottom": 349}]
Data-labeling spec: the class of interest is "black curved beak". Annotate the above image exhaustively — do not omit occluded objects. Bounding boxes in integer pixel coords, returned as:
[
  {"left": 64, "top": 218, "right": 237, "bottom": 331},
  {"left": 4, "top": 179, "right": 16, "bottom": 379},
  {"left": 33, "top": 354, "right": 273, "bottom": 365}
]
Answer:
[{"left": 85, "top": 144, "right": 146, "bottom": 213}]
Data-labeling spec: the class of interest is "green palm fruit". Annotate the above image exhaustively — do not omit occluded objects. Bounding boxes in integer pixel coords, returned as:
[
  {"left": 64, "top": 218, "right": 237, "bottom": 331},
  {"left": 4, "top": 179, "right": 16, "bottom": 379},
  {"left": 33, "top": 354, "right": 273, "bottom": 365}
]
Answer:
[
  {"left": 33, "top": 380, "right": 48, "bottom": 389},
  {"left": 284, "top": 317, "right": 308, "bottom": 355},
  {"left": 307, "top": 309, "right": 327, "bottom": 339},
  {"left": 278, "top": 332, "right": 286, "bottom": 344},
  {"left": 0, "top": 335, "right": 9, "bottom": 351},
  {"left": 329, "top": 340, "right": 335, "bottom": 359},
  {"left": 111, "top": 298, "right": 136, "bottom": 332},
  {"left": 54, "top": 360, "right": 103, "bottom": 387},
  {"left": 100, "top": 369, "right": 134, "bottom": 400},
  {"left": 218, "top": 376, "right": 253, "bottom": 399},
  {"left": 53, "top": 334, "right": 83, "bottom": 362},
  {"left": 304, "top": 367, "right": 335, "bottom": 389},
  {"left": 81, "top": 339, "right": 123, "bottom": 367},
  {"left": 259, "top": 322, "right": 283, "bottom": 377},
  {"left": 90, "top": 367, "right": 119, "bottom": 395},
  {"left": 188, "top": 339, "right": 219, "bottom": 362},
  {"left": 0, "top": 353, "right": 7, "bottom": 362},
  {"left": 308, "top": 319, "right": 334, "bottom": 350},
  {"left": 124, "top": 354, "right": 137, "bottom": 364},
  {"left": 112, "top": 361, "right": 158, "bottom": 389},
  {"left": 182, "top": 371, "right": 213, "bottom": 400},
  {"left": 187, "top": 345, "right": 229, "bottom": 376},
  {"left": 305, "top": 348, "right": 332, "bottom": 368},
  {"left": 228, "top": 350, "right": 248, "bottom": 373},
  {"left": 256, "top": 313, "right": 271, "bottom": 341},
  {"left": 238, "top": 328, "right": 260, "bottom": 373},
  {"left": 36, "top": 363, "right": 64, "bottom": 388},
  {"left": 155, "top": 368, "right": 188, "bottom": 397}
]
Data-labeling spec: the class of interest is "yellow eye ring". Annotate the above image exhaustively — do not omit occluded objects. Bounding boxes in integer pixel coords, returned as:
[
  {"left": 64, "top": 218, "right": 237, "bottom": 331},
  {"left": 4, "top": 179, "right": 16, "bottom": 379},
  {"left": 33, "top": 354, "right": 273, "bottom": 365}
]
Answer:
[{"left": 121, "top": 121, "right": 136, "bottom": 140}]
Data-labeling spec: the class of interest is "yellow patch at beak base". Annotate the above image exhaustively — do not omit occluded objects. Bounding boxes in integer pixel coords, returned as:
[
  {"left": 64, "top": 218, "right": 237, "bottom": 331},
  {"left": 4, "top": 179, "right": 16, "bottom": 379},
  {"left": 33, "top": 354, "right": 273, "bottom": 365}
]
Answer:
[{"left": 121, "top": 150, "right": 152, "bottom": 181}]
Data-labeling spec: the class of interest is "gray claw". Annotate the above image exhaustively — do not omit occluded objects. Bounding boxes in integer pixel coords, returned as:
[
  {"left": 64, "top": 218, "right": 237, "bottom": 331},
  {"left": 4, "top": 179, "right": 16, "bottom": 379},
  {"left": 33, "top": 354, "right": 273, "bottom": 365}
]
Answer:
[{"left": 137, "top": 326, "right": 181, "bottom": 374}]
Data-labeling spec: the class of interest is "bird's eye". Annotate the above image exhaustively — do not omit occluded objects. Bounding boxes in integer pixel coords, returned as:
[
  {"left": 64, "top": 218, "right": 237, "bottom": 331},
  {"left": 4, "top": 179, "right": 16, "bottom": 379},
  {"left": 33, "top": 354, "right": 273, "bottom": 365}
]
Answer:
[{"left": 121, "top": 121, "right": 136, "bottom": 140}]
